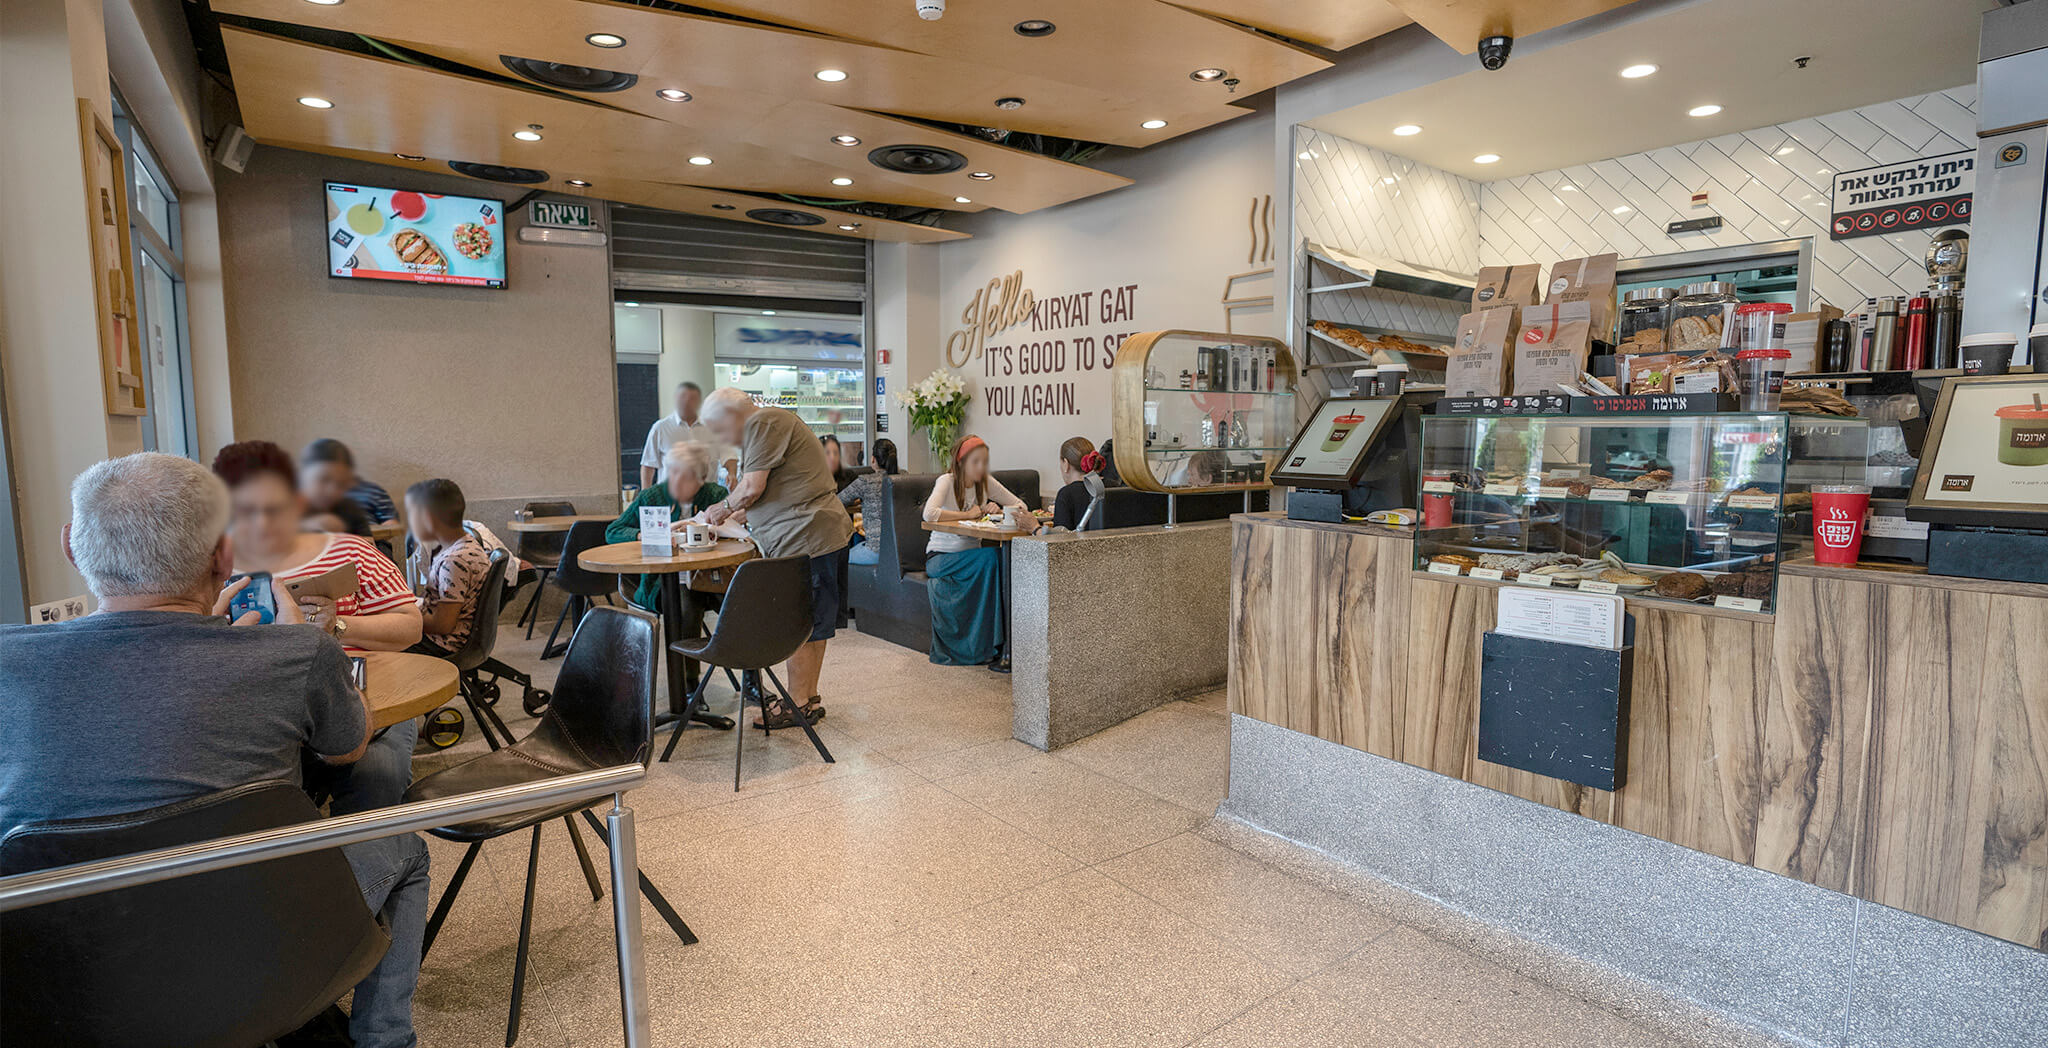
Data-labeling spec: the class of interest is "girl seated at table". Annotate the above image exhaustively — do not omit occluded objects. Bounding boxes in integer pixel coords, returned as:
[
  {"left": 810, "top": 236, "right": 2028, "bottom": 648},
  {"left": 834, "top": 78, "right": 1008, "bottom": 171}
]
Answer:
[
  {"left": 606, "top": 441, "right": 728, "bottom": 611},
  {"left": 923, "top": 434, "right": 1037, "bottom": 666},
  {"left": 1052, "top": 436, "right": 1107, "bottom": 532}
]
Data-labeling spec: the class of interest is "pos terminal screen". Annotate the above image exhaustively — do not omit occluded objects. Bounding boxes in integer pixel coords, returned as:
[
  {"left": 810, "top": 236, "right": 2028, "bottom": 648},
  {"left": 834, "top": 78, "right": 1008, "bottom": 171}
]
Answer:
[{"left": 1270, "top": 396, "right": 1400, "bottom": 490}]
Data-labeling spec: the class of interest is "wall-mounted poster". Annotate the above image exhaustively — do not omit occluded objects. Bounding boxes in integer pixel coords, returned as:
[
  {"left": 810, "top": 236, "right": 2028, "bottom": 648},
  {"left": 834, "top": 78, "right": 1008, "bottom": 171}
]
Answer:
[
  {"left": 1911, "top": 374, "right": 2048, "bottom": 527},
  {"left": 1830, "top": 151, "right": 1973, "bottom": 240},
  {"left": 78, "top": 100, "right": 145, "bottom": 416}
]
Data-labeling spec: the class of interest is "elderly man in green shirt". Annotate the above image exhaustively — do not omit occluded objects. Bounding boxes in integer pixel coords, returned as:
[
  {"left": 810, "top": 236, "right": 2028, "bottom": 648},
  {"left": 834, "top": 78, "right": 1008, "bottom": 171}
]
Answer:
[{"left": 605, "top": 441, "right": 727, "bottom": 611}]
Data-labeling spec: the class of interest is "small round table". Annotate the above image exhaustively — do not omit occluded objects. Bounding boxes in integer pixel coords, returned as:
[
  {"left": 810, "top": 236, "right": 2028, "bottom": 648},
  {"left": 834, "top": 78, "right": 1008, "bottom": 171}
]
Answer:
[
  {"left": 580, "top": 538, "right": 758, "bottom": 729},
  {"left": 361, "top": 650, "right": 459, "bottom": 729},
  {"left": 920, "top": 520, "right": 1039, "bottom": 673},
  {"left": 504, "top": 513, "right": 616, "bottom": 534}
]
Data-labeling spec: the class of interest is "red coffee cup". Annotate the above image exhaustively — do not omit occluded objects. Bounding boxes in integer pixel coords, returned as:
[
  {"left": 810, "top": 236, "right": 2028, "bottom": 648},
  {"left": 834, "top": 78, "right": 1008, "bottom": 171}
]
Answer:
[
  {"left": 1810, "top": 485, "right": 1871, "bottom": 564},
  {"left": 1422, "top": 472, "right": 1454, "bottom": 528}
]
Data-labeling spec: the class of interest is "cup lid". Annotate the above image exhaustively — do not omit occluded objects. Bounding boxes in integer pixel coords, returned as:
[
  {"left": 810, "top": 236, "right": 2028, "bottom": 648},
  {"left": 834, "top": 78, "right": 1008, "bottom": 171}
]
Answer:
[
  {"left": 1734, "top": 302, "right": 1793, "bottom": 315},
  {"left": 1996, "top": 404, "right": 2048, "bottom": 419},
  {"left": 1736, "top": 348, "right": 1792, "bottom": 359},
  {"left": 1960, "top": 332, "right": 2017, "bottom": 347}
]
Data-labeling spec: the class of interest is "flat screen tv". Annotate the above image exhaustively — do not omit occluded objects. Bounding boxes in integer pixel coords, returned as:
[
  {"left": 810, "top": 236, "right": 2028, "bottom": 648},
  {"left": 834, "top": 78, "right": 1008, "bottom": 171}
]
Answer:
[{"left": 325, "top": 181, "right": 506, "bottom": 288}]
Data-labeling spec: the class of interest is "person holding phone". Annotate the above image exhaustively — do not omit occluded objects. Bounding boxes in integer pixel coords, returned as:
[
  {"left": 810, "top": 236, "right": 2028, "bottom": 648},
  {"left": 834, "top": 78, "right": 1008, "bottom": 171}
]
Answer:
[{"left": 921, "top": 434, "right": 1038, "bottom": 667}]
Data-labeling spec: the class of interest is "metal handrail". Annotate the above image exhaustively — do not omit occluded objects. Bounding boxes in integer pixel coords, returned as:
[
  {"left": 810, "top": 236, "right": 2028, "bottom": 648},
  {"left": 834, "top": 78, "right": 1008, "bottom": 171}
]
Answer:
[{"left": 0, "top": 762, "right": 655, "bottom": 1046}]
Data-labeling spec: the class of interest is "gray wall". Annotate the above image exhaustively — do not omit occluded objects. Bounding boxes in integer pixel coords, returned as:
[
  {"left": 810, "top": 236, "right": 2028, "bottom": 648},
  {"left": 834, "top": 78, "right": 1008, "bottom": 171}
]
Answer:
[{"left": 216, "top": 146, "right": 619, "bottom": 523}]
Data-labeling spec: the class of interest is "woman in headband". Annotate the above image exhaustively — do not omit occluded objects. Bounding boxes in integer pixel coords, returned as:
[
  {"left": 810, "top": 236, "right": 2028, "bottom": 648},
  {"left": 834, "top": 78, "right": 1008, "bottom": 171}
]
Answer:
[
  {"left": 922, "top": 434, "right": 1037, "bottom": 668},
  {"left": 1052, "top": 436, "right": 1106, "bottom": 532}
]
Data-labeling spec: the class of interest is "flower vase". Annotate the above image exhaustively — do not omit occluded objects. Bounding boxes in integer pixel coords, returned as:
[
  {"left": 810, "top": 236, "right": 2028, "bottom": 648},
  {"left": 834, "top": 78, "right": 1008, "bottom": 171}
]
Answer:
[{"left": 925, "top": 422, "right": 958, "bottom": 465}]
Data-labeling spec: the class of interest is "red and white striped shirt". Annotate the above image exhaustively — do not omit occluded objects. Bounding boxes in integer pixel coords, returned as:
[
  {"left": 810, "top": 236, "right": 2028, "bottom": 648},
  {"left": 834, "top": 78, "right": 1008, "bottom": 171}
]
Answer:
[{"left": 276, "top": 533, "right": 412, "bottom": 617}]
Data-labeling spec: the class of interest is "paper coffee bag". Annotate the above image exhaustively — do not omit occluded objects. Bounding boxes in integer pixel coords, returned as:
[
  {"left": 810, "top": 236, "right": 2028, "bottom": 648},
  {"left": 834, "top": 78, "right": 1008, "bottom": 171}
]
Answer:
[
  {"left": 1446, "top": 306, "right": 1519, "bottom": 397},
  {"left": 1513, "top": 301, "right": 1593, "bottom": 395},
  {"left": 1472, "top": 264, "right": 1541, "bottom": 311},
  {"left": 1543, "top": 253, "right": 1619, "bottom": 341}
]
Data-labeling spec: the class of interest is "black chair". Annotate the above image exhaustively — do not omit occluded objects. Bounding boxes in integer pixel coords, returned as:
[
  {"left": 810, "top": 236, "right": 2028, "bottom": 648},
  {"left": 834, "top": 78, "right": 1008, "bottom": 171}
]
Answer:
[
  {"left": 541, "top": 520, "right": 616, "bottom": 660},
  {"left": 444, "top": 550, "right": 550, "bottom": 749},
  {"left": 514, "top": 500, "right": 578, "bottom": 638},
  {"left": 1, "top": 781, "right": 388, "bottom": 1048},
  {"left": 405, "top": 605, "right": 696, "bottom": 1047},
  {"left": 660, "top": 554, "right": 835, "bottom": 789}
]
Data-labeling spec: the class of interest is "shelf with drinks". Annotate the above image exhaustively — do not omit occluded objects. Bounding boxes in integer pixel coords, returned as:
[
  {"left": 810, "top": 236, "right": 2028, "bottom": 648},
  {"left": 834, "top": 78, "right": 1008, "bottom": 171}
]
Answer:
[{"left": 1113, "top": 330, "right": 1298, "bottom": 495}]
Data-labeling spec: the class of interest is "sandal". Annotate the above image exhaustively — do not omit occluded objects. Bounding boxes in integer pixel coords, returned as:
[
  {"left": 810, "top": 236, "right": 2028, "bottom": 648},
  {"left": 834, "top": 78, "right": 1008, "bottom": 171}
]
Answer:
[{"left": 752, "top": 696, "right": 825, "bottom": 731}]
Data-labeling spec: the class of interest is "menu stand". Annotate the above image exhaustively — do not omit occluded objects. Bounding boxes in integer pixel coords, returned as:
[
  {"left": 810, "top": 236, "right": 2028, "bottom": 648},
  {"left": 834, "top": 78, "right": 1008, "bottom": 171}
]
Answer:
[{"left": 1477, "top": 628, "right": 1634, "bottom": 792}]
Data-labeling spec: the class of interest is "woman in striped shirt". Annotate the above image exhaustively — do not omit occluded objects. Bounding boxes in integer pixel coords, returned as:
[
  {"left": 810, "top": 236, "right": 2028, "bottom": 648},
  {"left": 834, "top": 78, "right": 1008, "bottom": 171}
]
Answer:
[{"left": 212, "top": 441, "right": 422, "bottom": 651}]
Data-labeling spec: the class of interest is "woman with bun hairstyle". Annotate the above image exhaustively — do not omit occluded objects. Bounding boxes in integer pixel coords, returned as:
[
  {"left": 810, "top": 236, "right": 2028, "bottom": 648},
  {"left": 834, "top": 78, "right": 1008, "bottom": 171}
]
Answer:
[
  {"left": 922, "top": 434, "right": 1037, "bottom": 667},
  {"left": 1052, "top": 437, "right": 1107, "bottom": 532}
]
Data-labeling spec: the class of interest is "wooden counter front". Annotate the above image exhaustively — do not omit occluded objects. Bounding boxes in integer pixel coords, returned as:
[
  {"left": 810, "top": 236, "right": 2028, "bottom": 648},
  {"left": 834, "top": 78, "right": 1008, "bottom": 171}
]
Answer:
[{"left": 1230, "top": 512, "right": 2048, "bottom": 950}]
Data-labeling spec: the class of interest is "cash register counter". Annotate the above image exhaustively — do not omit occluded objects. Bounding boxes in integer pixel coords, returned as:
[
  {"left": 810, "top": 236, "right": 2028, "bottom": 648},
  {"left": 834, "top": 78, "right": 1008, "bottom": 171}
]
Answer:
[{"left": 1228, "top": 511, "right": 2048, "bottom": 953}]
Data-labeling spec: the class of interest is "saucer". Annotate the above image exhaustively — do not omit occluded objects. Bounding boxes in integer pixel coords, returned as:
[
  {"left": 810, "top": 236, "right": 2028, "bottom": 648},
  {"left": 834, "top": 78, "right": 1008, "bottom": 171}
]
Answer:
[{"left": 679, "top": 539, "right": 719, "bottom": 552}]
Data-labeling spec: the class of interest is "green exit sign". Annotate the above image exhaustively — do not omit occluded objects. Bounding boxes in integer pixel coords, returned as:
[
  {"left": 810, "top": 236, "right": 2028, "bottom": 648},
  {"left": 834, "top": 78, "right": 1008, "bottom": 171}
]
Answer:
[{"left": 529, "top": 200, "right": 593, "bottom": 229}]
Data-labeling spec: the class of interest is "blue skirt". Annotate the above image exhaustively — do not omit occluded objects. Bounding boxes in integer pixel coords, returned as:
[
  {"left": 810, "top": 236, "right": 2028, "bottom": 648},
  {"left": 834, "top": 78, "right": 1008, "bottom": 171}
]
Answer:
[{"left": 926, "top": 547, "right": 1002, "bottom": 665}]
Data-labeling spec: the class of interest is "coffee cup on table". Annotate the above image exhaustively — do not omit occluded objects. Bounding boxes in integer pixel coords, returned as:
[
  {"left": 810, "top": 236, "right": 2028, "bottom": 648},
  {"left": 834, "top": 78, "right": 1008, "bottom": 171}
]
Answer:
[
  {"left": 683, "top": 522, "right": 713, "bottom": 548},
  {"left": 1960, "top": 332, "right": 2017, "bottom": 376}
]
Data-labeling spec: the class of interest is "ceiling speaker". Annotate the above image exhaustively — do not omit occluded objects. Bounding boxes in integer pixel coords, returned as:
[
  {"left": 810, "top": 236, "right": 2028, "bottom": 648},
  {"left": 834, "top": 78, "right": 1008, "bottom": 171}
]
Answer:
[
  {"left": 213, "top": 124, "right": 255, "bottom": 173},
  {"left": 867, "top": 144, "right": 967, "bottom": 175},
  {"left": 745, "top": 208, "right": 825, "bottom": 226},
  {"left": 500, "top": 56, "right": 638, "bottom": 93},
  {"left": 448, "top": 161, "right": 551, "bottom": 184}
]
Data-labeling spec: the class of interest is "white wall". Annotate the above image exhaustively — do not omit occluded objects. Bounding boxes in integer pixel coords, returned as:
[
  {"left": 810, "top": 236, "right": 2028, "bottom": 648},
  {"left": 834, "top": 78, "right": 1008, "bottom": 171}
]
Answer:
[{"left": 931, "top": 111, "right": 1278, "bottom": 479}]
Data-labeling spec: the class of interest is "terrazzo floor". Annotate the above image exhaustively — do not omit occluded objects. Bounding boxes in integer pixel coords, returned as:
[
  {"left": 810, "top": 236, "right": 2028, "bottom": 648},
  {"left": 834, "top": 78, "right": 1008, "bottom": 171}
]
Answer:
[{"left": 403, "top": 610, "right": 1750, "bottom": 1048}]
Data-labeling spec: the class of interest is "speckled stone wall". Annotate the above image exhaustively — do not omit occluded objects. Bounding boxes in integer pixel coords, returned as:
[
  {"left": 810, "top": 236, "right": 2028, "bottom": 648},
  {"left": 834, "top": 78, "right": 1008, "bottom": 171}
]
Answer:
[{"left": 1011, "top": 520, "right": 1232, "bottom": 749}]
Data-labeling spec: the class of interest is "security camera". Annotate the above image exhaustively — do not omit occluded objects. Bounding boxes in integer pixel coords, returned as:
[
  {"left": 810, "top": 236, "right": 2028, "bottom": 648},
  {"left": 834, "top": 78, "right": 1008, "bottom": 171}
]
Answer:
[
  {"left": 1478, "top": 35, "right": 1513, "bottom": 71},
  {"left": 916, "top": 0, "right": 945, "bottom": 20}
]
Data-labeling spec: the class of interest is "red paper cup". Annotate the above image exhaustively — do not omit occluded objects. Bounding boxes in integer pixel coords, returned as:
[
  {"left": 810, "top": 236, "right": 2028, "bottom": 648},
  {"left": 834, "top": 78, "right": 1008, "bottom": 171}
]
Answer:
[
  {"left": 1422, "top": 473, "right": 1454, "bottom": 528},
  {"left": 1810, "top": 486, "right": 1871, "bottom": 564}
]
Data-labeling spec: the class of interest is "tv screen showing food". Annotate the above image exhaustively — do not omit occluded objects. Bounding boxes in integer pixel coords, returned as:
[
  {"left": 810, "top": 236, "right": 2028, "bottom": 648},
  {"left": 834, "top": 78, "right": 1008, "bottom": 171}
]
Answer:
[{"left": 324, "top": 181, "right": 506, "bottom": 288}]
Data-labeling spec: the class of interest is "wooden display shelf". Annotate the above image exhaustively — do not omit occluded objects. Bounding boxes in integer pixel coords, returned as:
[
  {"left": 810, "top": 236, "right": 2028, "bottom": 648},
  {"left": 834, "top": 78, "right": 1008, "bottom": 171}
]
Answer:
[{"left": 1110, "top": 330, "right": 1298, "bottom": 496}]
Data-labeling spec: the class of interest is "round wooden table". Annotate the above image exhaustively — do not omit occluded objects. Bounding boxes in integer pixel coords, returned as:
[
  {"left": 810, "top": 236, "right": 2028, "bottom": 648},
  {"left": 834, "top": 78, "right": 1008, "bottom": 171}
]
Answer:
[
  {"left": 361, "top": 650, "right": 459, "bottom": 729},
  {"left": 369, "top": 519, "right": 405, "bottom": 543},
  {"left": 505, "top": 513, "right": 616, "bottom": 534},
  {"left": 581, "top": 538, "right": 758, "bottom": 728},
  {"left": 921, "top": 520, "right": 1041, "bottom": 672}
]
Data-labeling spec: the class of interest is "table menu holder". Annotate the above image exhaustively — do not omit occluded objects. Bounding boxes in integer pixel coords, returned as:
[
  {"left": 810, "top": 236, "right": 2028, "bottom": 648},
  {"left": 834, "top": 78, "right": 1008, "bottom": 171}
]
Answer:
[{"left": 1477, "top": 625, "right": 1634, "bottom": 791}]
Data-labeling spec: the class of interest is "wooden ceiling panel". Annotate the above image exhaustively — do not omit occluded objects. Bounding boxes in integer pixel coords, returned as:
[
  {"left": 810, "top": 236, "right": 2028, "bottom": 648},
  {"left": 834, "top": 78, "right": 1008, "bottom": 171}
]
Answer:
[
  {"left": 222, "top": 29, "right": 1128, "bottom": 216},
  {"left": 213, "top": 0, "right": 1256, "bottom": 147},
  {"left": 272, "top": 138, "right": 968, "bottom": 244},
  {"left": 1169, "top": 1, "right": 1412, "bottom": 51},
  {"left": 1379, "top": 0, "right": 1647, "bottom": 54}
]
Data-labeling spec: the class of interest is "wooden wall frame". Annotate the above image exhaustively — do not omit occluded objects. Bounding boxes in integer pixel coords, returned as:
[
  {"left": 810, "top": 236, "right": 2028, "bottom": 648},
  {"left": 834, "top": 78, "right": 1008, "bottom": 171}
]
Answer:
[
  {"left": 78, "top": 100, "right": 146, "bottom": 417},
  {"left": 1111, "top": 329, "right": 1299, "bottom": 495}
]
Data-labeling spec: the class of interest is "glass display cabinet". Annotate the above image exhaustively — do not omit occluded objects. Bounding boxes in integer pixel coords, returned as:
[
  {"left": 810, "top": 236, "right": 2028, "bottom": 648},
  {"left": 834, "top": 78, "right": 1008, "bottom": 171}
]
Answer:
[
  {"left": 1110, "top": 330, "right": 1298, "bottom": 494},
  {"left": 1414, "top": 412, "right": 1869, "bottom": 612}
]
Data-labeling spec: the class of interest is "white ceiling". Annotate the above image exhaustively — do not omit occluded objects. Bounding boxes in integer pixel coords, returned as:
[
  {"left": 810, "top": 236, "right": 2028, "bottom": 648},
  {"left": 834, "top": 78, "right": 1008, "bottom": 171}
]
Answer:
[{"left": 1307, "top": 0, "right": 1997, "bottom": 181}]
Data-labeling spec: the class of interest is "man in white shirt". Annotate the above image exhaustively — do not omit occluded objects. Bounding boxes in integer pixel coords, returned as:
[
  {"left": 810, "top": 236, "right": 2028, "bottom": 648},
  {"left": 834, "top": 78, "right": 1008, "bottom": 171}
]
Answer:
[{"left": 640, "top": 382, "right": 734, "bottom": 488}]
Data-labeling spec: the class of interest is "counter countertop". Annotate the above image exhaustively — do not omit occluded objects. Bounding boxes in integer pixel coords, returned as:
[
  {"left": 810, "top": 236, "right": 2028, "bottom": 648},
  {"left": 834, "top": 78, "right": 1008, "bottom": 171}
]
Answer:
[
  {"left": 1780, "top": 556, "right": 2048, "bottom": 599},
  {"left": 1233, "top": 511, "right": 1417, "bottom": 541}
]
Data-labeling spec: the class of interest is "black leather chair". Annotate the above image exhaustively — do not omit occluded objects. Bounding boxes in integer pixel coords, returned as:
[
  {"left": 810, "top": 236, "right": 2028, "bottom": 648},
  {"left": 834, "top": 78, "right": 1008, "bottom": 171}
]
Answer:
[
  {"left": 405, "top": 605, "right": 695, "bottom": 1046},
  {"left": 541, "top": 520, "right": 615, "bottom": 660},
  {"left": 1, "top": 781, "right": 388, "bottom": 1048},
  {"left": 847, "top": 469, "right": 1040, "bottom": 653},
  {"left": 515, "top": 500, "right": 577, "bottom": 638},
  {"left": 659, "top": 554, "right": 835, "bottom": 788}
]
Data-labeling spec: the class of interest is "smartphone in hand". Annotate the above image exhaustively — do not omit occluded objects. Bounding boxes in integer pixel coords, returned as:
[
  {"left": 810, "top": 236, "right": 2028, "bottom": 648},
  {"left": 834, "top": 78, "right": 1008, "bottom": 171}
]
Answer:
[{"left": 227, "top": 572, "right": 278, "bottom": 624}]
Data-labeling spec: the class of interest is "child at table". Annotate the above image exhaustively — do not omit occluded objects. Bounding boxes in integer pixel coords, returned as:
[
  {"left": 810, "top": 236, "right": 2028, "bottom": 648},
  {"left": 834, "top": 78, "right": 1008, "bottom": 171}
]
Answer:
[{"left": 405, "top": 478, "right": 493, "bottom": 657}]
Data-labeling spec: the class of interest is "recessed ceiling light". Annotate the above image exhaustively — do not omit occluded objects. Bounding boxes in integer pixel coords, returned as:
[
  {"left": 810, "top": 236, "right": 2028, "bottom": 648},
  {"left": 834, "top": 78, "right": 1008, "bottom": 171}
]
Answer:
[
  {"left": 1473, "top": 153, "right": 1501, "bottom": 164},
  {"left": 298, "top": 96, "right": 334, "bottom": 109},
  {"left": 394, "top": 152, "right": 425, "bottom": 161},
  {"left": 815, "top": 69, "right": 848, "bottom": 82},
  {"left": 831, "top": 177, "right": 854, "bottom": 186},
  {"left": 1620, "top": 63, "right": 1658, "bottom": 79},
  {"left": 954, "top": 196, "right": 972, "bottom": 203},
  {"left": 831, "top": 134, "right": 861, "bottom": 147},
  {"left": 711, "top": 203, "right": 735, "bottom": 210},
  {"left": 1688, "top": 104, "right": 1722, "bottom": 117},
  {"left": 838, "top": 223, "right": 861, "bottom": 231},
  {"left": 566, "top": 178, "right": 591, "bottom": 187},
  {"left": 1014, "top": 19, "right": 1056, "bottom": 37},
  {"left": 513, "top": 129, "right": 543, "bottom": 141},
  {"left": 1392, "top": 124, "right": 1421, "bottom": 136},
  {"left": 688, "top": 155, "right": 713, "bottom": 165},
  {"left": 995, "top": 97, "right": 1025, "bottom": 110},
  {"left": 1190, "top": 68, "right": 1227, "bottom": 82},
  {"left": 655, "top": 88, "right": 692, "bottom": 102},
  {"left": 305, "top": 0, "right": 344, "bottom": 5},
  {"left": 586, "top": 33, "right": 626, "bottom": 49},
  {"left": 1141, "top": 119, "right": 1168, "bottom": 130},
  {"left": 968, "top": 171, "right": 993, "bottom": 181}
]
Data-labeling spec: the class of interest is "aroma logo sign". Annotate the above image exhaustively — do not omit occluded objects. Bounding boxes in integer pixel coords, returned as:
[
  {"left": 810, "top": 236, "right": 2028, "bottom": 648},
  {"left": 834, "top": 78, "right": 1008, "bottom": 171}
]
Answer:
[{"left": 945, "top": 270, "right": 1035, "bottom": 368}]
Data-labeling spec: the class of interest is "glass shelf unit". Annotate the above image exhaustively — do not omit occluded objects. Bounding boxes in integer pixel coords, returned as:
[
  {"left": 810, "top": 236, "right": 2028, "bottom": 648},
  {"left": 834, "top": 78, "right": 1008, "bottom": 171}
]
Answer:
[{"left": 1110, "top": 330, "right": 1299, "bottom": 494}]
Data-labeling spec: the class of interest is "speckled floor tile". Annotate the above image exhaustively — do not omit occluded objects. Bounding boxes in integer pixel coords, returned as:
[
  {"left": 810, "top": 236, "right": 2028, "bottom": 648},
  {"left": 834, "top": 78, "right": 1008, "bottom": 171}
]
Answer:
[
  {"left": 1187, "top": 982, "right": 1425, "bottom": 1047},
  {"left": 936, "top": 752, "right": 1207, "bottom": 863},
  {"left": 902, "top": 737, "right": 1042, "bottom": 781},
  {"left": 1053, "top": 700, "right": 1230, "bottom": 812}
]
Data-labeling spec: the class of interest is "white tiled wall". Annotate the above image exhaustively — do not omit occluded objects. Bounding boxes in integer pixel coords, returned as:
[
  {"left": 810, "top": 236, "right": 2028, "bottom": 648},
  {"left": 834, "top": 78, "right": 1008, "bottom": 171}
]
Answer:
[
  {"left": 1477, "top": 86, "right": 1980, "bottom": 311},
  {"left": 1292, "top": 126, "right": 1481, "bottom": 340}
]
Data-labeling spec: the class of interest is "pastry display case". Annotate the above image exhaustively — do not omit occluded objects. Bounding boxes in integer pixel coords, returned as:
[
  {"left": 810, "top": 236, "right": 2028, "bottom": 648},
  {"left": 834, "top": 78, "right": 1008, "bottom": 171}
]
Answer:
[
  {"left": 1414, "top": 412, "right": 1869, "bottom": 612},
  {"left": 1110, "top": 330, "right": 1299, "bottom": 494}
]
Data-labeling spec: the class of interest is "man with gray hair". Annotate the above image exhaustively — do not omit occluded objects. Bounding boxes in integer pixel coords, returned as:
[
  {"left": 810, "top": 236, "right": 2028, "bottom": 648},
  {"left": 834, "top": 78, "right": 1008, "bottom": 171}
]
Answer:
[
  {"left": 0, "top": 452, "right": 427, "bottom": 1048},
  {"left": 702, "top": 386, "right": 855, "bottom": 727}
]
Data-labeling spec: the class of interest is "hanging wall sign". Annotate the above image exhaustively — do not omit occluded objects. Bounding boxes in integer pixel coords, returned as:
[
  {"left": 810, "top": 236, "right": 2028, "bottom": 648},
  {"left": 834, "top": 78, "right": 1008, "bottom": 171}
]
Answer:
[
  {"left": 529, "top": 200, "right": 595, "bottom": 229},
  {"left": 1830, "top": 151, "right": 1974, "bottom": 240}
]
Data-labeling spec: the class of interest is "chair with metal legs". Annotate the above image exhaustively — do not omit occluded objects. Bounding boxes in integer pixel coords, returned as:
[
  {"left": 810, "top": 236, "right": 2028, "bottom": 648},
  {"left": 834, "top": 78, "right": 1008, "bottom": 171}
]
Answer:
[
  {"left": 658, "top": 554, "right": 834, "bottom": 790},
  {"left": 541, "top": 520, "right": 617, "bottom": 660},
  {"left": 514, "top": 500, "right": 577, "bottom": 638},
  {"left": 405, "top": 605, "right": 696, "bottom": 1046}
]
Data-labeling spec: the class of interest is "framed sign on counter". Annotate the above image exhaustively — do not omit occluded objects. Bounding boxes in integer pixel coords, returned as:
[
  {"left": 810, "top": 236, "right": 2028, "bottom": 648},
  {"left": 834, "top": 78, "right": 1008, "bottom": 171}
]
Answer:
[{"left": 1910, "top": 373, "right": 2048, "bottom": 528}]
